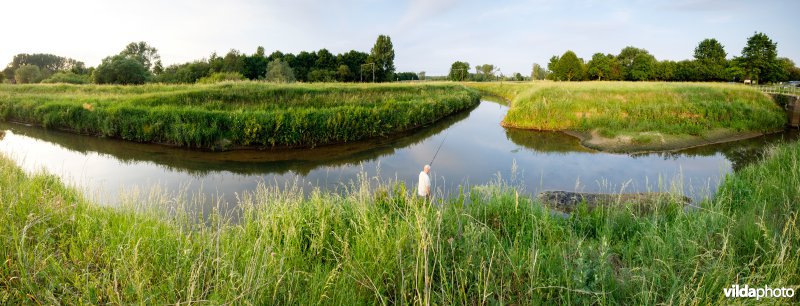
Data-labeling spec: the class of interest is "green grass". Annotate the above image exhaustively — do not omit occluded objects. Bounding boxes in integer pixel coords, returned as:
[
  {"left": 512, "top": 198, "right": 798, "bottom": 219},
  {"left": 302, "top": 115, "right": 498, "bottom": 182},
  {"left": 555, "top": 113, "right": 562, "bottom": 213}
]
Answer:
[
  {"left": 469, "top": 81, "right": 786, "bottom": 136},
  {"left": 1, "top": 139, "right": 798, "bottom": 304},
  {"left": 0, "top": 82, "right": 479, "bottom": 149}
]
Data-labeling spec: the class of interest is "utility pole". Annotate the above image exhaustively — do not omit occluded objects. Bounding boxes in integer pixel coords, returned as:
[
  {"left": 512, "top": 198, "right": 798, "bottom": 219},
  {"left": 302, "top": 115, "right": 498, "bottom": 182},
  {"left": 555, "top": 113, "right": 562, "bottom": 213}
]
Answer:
[{"left": 361, "top": 63, "right": 376, "bottom": 82}]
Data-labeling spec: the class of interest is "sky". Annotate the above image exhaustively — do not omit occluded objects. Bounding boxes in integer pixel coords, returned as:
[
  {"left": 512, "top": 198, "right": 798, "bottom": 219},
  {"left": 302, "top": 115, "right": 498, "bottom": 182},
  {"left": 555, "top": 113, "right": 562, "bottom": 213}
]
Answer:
[{"left": 2, "top": 0, "right": 799, "bottom": 75}]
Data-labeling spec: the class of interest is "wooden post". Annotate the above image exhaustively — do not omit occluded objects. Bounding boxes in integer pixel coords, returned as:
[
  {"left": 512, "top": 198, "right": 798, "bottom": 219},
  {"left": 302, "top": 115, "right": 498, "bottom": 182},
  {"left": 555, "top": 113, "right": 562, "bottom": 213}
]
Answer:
[{"left": 790, "top": 96, "right": 800, "bottom": 128}]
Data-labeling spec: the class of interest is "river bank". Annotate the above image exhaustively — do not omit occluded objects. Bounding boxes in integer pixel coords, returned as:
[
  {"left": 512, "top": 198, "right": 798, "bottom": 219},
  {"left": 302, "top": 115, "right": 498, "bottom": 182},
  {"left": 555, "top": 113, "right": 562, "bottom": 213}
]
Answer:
[
  {"left": 0, "top": 82, "right": 479, "bottom": 150},
  {"left": 1, "top": 137, "right": 798, "bottom": 304},
  {"left": 469, "top": 81, "right": 787, "bottom": 153}
]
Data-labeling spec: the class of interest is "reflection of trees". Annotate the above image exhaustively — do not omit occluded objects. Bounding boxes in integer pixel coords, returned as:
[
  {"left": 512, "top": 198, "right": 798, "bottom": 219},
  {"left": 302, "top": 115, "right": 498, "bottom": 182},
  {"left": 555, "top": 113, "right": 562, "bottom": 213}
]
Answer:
[
  {"left": 504, "top": 128, "right": 594, "bottom": 154},
  {"left": 633, "top": 130, "right": 799, "bottom": 171},
  {"left": 0, "top": 106, "right": 475, "bottom": 176}
]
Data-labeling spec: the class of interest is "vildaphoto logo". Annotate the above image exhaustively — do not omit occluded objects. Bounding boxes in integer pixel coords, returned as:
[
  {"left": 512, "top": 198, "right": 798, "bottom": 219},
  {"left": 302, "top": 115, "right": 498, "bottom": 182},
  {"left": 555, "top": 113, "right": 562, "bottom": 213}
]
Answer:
[{"left": 723, "top": 284, "right": 795, "bottom": 300}]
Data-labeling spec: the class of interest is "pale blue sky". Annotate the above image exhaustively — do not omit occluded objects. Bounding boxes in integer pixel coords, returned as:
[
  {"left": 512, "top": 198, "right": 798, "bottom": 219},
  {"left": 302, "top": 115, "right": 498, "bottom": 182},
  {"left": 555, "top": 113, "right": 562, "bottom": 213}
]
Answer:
[{"left": 3, "top": 0, "right": 798, "bottom": 75}]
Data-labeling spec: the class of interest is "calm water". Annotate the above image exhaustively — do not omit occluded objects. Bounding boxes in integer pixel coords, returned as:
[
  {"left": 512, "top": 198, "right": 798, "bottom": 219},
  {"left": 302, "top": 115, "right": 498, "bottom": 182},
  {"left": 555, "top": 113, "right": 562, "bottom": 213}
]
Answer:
[{"left": 1, "top": 100, "right": 797, "bottom": 214}]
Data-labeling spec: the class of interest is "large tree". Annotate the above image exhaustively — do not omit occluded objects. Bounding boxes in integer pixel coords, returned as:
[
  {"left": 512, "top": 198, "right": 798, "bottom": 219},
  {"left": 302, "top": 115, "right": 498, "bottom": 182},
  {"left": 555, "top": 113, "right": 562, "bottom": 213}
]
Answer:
[
  {"left": 448, "top": 61, "right": 470, "bottom": 81},
  {"left": 615, "top": 46, "right": 653, "bottom": 81},
  {"left": 553, "top": 50, "right": 584, "bottom": 81},
  {"left": 694, "top": 38, "right": 727, "bottom": 81},
  {"left": 367, "top": 35, "right": 395, "bottom": 82},
  {"left": 120, "top": 41, "right": 161, "bottom": 72},
  {"left": 629, "top": 52, "right": 657, "bottom": 81},
  {"left": 740, "top": 32, "right": 779, "bottom": 83},
  {"left": 93, "top": 55, "right": 150, "bottom": 85},
  {"left": 587, "top": 53, "right": 612, "bottom": 80}
]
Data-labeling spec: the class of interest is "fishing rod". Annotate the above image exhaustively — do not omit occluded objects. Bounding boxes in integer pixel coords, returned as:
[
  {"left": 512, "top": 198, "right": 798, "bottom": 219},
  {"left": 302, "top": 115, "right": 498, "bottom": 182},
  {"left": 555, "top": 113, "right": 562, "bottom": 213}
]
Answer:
[{"left": 429, "top": 131, "right": 449, "bottom": 166}]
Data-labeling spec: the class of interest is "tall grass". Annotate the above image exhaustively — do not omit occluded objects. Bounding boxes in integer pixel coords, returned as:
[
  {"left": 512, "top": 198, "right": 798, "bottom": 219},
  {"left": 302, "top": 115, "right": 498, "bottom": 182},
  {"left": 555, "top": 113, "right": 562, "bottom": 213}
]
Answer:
[
  {"left": 470, "top": 81, "right": 786, "bottom": 137},
  {"left": 0, "top": 82, "right": 479, "bottom": 149},
  {"left": 1, "top": 140, "right": 798, "bottom": 304}
]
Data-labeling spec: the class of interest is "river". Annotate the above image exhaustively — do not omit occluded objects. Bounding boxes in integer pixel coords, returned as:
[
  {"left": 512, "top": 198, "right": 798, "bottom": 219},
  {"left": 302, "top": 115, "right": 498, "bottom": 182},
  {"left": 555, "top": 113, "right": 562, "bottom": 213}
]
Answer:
[{"left": 1, "top": 100, "right": 797, "bottom": 215}]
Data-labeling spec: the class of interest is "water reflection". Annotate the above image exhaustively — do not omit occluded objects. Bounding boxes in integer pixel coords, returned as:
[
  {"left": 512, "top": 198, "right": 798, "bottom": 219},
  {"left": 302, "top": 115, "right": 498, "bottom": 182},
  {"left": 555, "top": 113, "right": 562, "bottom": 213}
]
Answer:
[{"left": 1, "top": 100, "right": 797, "bottom": 213}]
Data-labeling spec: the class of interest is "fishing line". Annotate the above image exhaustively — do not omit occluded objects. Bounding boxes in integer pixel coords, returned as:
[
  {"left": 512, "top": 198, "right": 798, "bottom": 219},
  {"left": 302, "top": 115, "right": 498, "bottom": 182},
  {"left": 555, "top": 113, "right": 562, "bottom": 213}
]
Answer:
[{"left": 429, "top": 131, "right": 449, "bottom": 166}]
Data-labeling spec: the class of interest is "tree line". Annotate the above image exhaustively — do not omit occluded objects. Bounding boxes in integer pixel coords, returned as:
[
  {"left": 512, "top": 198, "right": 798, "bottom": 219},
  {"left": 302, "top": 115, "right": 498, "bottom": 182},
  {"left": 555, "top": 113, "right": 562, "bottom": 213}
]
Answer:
[
  {"left": 2, "top": 35, "right": 405, "bottom": 85},
  {"left": 543, "top": 32, "right": 800, "bottom": 83},
  {"left": 447, "top": 32, "right": 800, "bottom": 84}
]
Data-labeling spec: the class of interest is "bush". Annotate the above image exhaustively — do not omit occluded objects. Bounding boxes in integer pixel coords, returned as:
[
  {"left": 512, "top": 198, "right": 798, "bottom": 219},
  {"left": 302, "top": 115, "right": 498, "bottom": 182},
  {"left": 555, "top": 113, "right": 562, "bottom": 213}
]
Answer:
[
  {"left": 196, "top": 72, "right": 246, "bottom": 84},
  {"left": 42, "top": 72, "right": 91, "bottom": 84},
  {"left": 14, "top": 64, "right": 43, "bottom": 84}
]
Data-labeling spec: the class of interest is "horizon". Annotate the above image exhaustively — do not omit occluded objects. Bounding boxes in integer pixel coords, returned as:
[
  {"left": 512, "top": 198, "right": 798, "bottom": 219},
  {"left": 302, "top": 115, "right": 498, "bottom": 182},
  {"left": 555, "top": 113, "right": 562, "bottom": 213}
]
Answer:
[{"left": 2, "top": 0, "right": 799, "bottom": 76}]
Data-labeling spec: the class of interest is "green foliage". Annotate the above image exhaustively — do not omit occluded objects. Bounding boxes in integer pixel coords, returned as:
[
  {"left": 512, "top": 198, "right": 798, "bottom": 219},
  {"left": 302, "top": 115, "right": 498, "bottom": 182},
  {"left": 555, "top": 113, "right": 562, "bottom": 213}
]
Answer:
[
  {"left": 740, "top": 32, "right": 780, "bottom": 83},
  {"left": 530, "top": 63, "right": 548, "bottom": 80},
  {"left": 266, "top": 59, "right": 296, "bottom": 83},
  {"left": 395, "top": 72, "right": 419, "bottom": 81},
  {"left": 587, "top": 53, "right": 612, "bottom": 80},
  {"left": 156, "top": 61, "right": 211, "bottom": 83},
  {"left": 41, "top": 71, "right": 91, "bottom": 84},
  {"left": 120, "top": 41, "right": 161, "bottom": 72},
  {"left": 552, "top": 50, "right": 585, "bottom": 81},
  {"left": 448, "top": 61, "right": 470, "bottom": 81},
  {"left": 367, "top": 35, "right": 396, "bottom": 82},
  {"left": 694, "top": 39, "right": 728, "bottom": 81},
  {"left": 92, "top": 55, "right": 151, "bottom": 85},
  {"left": 628, "top": 52, "right": 657, "bottom": 81},
  {"left": 1, "top": 138, "right": 798, "bottom": 304},
  {"left": 2, "top": 53, "right": 85, "bottom": 80},
  {"left": 196, "top": 72, "right": 246, "bottom": 84},
  {"left": 14, "top": 64, "right": 43, "bottom": 84},
  {"left": 0, "top": 83, "right": 478, "bottom": 149}
]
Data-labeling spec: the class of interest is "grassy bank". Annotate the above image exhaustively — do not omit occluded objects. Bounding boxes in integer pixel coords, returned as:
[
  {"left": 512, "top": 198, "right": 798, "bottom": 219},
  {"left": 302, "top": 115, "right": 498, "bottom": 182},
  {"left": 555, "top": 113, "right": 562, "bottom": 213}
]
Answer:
[
  {"left": 1, "top": 140, "right": 798, "bottom": 304},
  {"left": 0, "top": 82, "right": 479, "bottom": 149},
  {"left": 469, "top": 81, "right": 787, "bottom": 152}
]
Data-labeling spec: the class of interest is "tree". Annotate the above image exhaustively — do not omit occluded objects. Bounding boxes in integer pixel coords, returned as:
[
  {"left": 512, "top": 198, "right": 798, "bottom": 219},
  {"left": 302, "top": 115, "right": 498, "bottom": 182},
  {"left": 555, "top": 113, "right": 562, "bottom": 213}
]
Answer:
[
  {"left": 14, "top": 64, "right": 43, "bottom": 83},
  {"left": 242, "top": 47, "right": 268, "bottom": 80},
  {"left": 337, "top": 50, "right": 369, "bottom": 82},
  {"left": 93, "top": 55, "right": 150, "bottom": 85},
  {"left": 553, "top": 50, "right": 584, "bottom": 81},
  {"left": 367, "top": 35, "right": 395, "bottom": 82},
  {"left": 418, "top": 71, "right": 426, "bottom": 81},
  {"left": 336, "top": 65, "right": 352, "bottom": 82},
  {"left": 475, "top": 64, "right": 497, "bottom": 81},
  {"left": 694, "top": 38, "right": 727, "bottom": 81},
  {"left": 266, "top": 59, "right": 295, "bottom": 83},
  {"left": 616, "top": 46, "right": 652, "bottom": 80},
  {"left": 587, "top": 53, "right": 612, "bottom": 80},
  {"left": 654, "top": 60, "right": 677, "bottom": 81},
  {"left": 396, "top": 72, "right": 419, "bottom": 81},
  {"left": 776, "top": 57, "right": 800, "bottom": 82},
  {"left": 740, "top": 32, "right": 779, "bottom": 83},
  {"left": 512, "top": 72, "right": 524, "bottom": 81},
  {"left": 3, "top": 53, "right": 85, "bottom": 80},
  {"left": 120, "top": 41, "right": 161, "bottom": 72},
  {"left": 530, "top": 63, "right": 548, "bottom": 81},
  {"left": 629, "top": 52, "right": 657, "bottom": 81},
  {"left": 448, "top": 61, "right": 470, "bottom": 81},
  {"left": 546, "top": 56, "right": 560, "bottom": 80}
]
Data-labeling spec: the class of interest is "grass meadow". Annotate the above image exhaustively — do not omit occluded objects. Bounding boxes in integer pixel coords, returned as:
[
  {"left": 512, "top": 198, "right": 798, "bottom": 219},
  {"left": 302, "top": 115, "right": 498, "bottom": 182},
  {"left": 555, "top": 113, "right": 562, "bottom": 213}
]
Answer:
[
  {"left": 0, "top": 82, "right": 479, "bottom": 149},
  {"left": 469, "top": 81, "right": 786, "bottom": 138}
]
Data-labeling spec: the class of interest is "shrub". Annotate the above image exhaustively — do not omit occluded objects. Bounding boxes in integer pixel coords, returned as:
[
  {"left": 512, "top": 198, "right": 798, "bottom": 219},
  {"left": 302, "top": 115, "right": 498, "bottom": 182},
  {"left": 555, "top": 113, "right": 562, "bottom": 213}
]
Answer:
[
  {"left": 42, "top": 72, "right": 91, "bottom": 84},
  {"left": 196, "top": 72, "right": 246, "bottom": 84}
]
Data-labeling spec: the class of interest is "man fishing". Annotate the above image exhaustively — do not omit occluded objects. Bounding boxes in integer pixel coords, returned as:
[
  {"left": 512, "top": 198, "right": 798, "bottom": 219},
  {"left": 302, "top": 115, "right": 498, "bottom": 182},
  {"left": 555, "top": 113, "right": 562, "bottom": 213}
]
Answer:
[{"left": 418, "top": 164, "right": 431, "bottom": 198}]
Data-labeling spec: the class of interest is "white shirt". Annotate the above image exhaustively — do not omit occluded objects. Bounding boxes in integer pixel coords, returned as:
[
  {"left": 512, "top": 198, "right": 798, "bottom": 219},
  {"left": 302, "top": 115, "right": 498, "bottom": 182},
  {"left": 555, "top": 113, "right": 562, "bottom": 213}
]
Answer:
[{"left": 418, "top": 171, "right": 430, "bottom": 196}]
